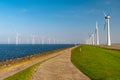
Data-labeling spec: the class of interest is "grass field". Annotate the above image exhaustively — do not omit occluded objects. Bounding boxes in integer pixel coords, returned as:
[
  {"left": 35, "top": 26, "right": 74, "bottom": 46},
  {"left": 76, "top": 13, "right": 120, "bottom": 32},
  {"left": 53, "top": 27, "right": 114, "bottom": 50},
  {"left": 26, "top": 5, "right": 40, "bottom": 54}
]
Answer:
[{"left": 71, "top": 45, "right": 120, "bottom": 80}]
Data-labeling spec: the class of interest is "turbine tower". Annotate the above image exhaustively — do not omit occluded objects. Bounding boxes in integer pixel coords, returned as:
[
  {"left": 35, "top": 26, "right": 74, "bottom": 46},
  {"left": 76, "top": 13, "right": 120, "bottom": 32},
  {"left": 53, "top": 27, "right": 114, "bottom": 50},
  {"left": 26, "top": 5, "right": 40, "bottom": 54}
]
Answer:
[
  {"left": 8, "top": 37, "right": 10, "bottom": 44},
  {"left": 27, "top": 38, "right": 30, "bottom": 44},
  {"left": 48, "top": 38, "right": 51, "bottom": 44},
  {"left": 41, "top": 37, "right": 45, "bottom": 44},
  {"left": 95, "top": 22, "right": 99, "bottom": 45},
  {"left": 16, "top": 33, "right": 20, "bottom": 45},
  {"left": 88, "top": 34, "right": 92, "bottom": 45},
  {"left": 53, "top": 38, "right": 56, "bottom": 44},
  {"left": 32, "top": 35, "right": 35, "bottom": 44},
  {"left": 104, "top": 12, "right": 111, "bottom": 46},
  {"left": 91, "top": 32, "right": 95, "bottom": 45}
]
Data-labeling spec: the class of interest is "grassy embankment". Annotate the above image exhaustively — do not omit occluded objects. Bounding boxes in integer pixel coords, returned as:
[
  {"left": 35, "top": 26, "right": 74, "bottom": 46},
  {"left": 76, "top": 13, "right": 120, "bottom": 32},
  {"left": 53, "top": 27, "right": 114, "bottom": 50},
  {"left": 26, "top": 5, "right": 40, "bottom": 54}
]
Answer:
[
  {"left": 71, "top": 45, "right": 120, "bottom": 80},
  {"left": 4, "top": 56, "right": 56, "bottom": 80},
  {"left": 4, "top": 47, "right": 69, "bottom": 80},
  {"left": 4, "top": 61, "right": 40, "bottom": 80}
]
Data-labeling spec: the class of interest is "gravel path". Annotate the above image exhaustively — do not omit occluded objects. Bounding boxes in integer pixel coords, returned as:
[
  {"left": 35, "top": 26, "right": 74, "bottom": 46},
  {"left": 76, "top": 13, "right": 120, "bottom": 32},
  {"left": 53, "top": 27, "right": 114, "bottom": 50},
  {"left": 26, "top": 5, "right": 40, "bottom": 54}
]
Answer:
[{"left": 32, "top": 47, "right": 90, "bottom": 80}]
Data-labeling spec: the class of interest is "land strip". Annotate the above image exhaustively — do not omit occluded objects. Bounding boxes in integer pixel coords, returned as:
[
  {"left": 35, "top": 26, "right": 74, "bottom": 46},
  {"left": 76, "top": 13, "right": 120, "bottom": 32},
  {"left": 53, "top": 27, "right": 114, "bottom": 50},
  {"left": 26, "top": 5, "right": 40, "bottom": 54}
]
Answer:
[
  {"left": 32, "top": 47, "right": 90, "bottom": 80},
  {"left": 0, "top": 48, "right": 68, "bottom": 80}
]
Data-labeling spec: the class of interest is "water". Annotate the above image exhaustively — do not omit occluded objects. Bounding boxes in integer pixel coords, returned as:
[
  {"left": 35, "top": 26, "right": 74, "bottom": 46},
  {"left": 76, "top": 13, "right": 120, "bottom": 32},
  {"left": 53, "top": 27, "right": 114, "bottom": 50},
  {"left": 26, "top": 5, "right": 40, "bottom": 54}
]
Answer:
[{"left": 0, "top": 44, "right": 74, "bottom": 62}]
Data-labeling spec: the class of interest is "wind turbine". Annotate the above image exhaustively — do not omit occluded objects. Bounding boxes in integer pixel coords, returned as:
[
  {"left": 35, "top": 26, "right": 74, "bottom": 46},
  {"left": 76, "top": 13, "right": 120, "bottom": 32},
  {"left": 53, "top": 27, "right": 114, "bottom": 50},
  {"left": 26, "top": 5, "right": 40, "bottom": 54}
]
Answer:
[
  {"left": 8, "top": 37, "right": 10, "bottom": 44},
  {"left": 95, "top": 22, "right": 99, "bottom": 45},
  {"left": 85, "top": 39, "right": 88, "bottom": 44},
  {"left": 31, "top": 35, "right": 35, "bottom": 44},
  {"left": 16, "top": 33, "right": 20, "bottom": 45},
  {"left": 27, "top": 38, "right": 30, "bottom": 44},
  {"left": 48, "top": 38, "right": 51, "bottom": 44},
  {"left": 87, "top": 34, "right": 91, "bottom": 45},
  {"left": 104, "top": 12, "right": 111, "bottom": 46},
  {"left": 86, "top": 38, "right": 90, "bottom": 45},
  {"left": 53, "top": 38, "right": 56, "bottom": 44},
  {"left": 91, "top": 32, "right": 95, "bottom": 45},
  {"left": 40, "top": 36, "right": 45, "bottom": 44}
]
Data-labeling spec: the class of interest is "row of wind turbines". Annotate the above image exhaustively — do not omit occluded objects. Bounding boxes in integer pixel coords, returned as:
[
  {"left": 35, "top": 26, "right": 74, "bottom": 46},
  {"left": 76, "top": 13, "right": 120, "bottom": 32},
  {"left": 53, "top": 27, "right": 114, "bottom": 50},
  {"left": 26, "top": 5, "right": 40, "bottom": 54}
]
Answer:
[
  {"left": 86, "top": 12, "right": 111, "bottom": 46},
  {"left": 6, "top": 34, "right": 72, "bottom": 45}
]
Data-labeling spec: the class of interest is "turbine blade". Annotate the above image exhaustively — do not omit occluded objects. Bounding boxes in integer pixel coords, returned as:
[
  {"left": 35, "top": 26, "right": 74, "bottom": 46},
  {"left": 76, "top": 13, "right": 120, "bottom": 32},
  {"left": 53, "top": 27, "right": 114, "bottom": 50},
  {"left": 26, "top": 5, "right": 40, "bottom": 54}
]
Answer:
[{"left": 103, "top": 11, "right": 107, "bottom": 16}]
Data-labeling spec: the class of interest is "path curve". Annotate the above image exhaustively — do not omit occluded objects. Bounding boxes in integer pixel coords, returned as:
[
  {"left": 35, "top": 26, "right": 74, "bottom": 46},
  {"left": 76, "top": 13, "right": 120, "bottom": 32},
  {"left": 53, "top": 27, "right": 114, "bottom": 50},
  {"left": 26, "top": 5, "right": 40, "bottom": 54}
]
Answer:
[{"left": 32, "top": 47, "right": 90, "bottom": 80}]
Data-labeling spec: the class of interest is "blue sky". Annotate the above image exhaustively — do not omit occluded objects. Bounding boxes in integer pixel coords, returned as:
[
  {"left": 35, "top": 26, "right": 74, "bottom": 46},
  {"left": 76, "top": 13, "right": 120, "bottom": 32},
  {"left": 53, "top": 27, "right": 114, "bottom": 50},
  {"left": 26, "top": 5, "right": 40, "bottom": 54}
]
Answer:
[{"left": 0, "top": 0, "right": 120, "bottom": 44}]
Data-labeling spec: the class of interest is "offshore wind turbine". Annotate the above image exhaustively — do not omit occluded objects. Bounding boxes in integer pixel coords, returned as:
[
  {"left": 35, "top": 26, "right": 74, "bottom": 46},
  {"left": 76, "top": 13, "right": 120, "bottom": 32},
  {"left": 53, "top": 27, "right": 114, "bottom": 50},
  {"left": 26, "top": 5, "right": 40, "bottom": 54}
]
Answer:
[
  {"left": 104, "top": 12, "right": 111, "bottom": 46},
  {"left": 53, "top": 38, "right": 56, "bottom": 44},
  {"left": 95, "top": 22, "right": 99, "bottom": 45},
  {"left": 48, "top": 38, "right": 51, "bottom": 44},
  {"left": 41, "top": 37, "right": 45, "bottom": 44},
  {"left": 42, "top": 39, "right": 44, "bottom": 44},
  {"left": 31, "top": 35, "right": 35, "bottom": 44},
  {"left": 8, "top": 37, "right": 10, "bottom": 44},
  {"left": 16, "top": 33, "right": 20, "bottom": 45},
  {"left": 26, "top": 38, "right": 30, "bottom": 44}
]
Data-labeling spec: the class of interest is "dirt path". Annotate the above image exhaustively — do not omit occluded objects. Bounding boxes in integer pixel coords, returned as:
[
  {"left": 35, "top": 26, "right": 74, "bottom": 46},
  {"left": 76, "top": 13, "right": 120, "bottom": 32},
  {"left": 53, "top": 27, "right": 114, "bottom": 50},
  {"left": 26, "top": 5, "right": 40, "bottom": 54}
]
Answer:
[
  {"left": 32, "top": 47, "right": 90, "bottom": 80},
  {"left": 0, "top": 49, "right": 64, "bottom": 80}
]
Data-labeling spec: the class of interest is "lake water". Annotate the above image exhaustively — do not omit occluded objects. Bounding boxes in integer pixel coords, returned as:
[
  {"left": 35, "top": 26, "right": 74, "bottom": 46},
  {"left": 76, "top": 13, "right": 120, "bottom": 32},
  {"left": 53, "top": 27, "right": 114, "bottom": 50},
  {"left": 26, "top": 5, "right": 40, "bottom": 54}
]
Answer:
[{"left": 0, "top": 44, "right": 74, "bottom": 62}]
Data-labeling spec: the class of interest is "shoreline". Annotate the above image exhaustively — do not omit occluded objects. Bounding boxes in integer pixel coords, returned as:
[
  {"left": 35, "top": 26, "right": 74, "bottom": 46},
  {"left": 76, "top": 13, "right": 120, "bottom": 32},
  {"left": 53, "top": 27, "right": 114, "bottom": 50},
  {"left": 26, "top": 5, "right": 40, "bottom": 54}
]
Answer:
[
  {"left": 0, "top": 47, "right": 71, "bottom": 68},
  {"left": 0, "top": 47, "right": 73, "bottom": 80}
]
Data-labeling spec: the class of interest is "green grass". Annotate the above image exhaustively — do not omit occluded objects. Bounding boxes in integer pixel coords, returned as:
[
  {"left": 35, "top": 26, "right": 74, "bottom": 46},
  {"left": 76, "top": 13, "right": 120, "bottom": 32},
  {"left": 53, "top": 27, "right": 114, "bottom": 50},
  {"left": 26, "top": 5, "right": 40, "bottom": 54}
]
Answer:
[
  {"left": 71, "top": 45, "right": 120, "bottom": 80},
  {"left": 4, "top": 54, "right": 59, "bottom": 80},
  {"left": 4, "top": 61, "right": 41, "bottom": 80}
]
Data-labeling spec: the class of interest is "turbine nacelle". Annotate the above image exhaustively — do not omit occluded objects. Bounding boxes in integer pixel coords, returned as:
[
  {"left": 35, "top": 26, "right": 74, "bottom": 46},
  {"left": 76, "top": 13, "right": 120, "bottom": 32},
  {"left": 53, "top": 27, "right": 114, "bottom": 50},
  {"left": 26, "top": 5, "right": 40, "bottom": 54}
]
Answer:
[
  {"left": 105, "top": 15, "right": 110, "bottom": 19},
  {"left": 104, "top": 12, "right": 110, "bottom": 19}
]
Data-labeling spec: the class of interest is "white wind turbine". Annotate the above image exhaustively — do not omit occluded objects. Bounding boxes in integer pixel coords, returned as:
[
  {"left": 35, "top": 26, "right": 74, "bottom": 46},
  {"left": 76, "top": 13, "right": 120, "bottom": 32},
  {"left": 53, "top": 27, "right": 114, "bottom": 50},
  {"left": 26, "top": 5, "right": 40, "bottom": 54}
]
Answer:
[
  {"left": 41, "top": 36, "right": 45, "bottom": 44},
  {"left": 16, "top": 33, "right": 20, "bottom": 45},
  {"left": 95, "top": 22, "right": 99, "bottom": 45},
  {"left": 91, "top": 32, "right": 95, "bottom": 45},
  {"left": 26, "top": 38, "right": 29, "bottom": 44},
  {"left": 53, "top": 38, "right": 56, "bottom": 44},
  {"left": 104, "top": 12, "right": 111, "bottom": 46},
  {"left": 86, "top": 38, "right": 90, "bottom": 45},
  {"left": 88, "top": 34, "right": 91, "bottom": 45},
  {"left": 88, "top": 34, "right": 92, "bottom": 45},
  {"left": 8, "top": 37, "right": 10, "bottom": 44},
  {"left": 85, "top": 39, "right": 88, "bottom": 44},
  {"left": 48, "top": 38, "right": 51, "bottom": 44},
  {"left": 31, "top": 35, "right": 35, "bottom": 44}
]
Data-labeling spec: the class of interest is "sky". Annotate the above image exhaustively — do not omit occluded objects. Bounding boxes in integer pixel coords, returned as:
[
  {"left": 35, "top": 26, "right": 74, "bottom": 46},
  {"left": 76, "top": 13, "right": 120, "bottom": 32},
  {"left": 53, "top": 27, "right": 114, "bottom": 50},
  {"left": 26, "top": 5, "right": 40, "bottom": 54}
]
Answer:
[{"left": 0, "top": 0, "right": 120, "bottom": 44}]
